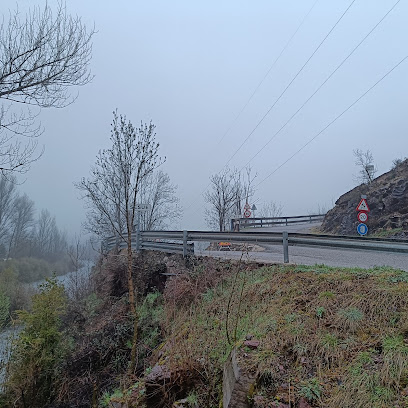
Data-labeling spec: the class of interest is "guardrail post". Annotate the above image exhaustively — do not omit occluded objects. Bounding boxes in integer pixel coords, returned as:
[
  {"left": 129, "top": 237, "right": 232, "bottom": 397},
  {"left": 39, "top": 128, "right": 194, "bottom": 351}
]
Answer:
[
  {"left": 183, "top": 230, "right": 188, "bottom": 257},
  {"left": 283, "top": 231, "right": 289, "bottom": 263},
  {"left": 285, "top": 217, "right": 288, "bottom": 226},
  {"left": 136, "top": 211, "right": 141, "bottom": 251},
  {"left": 309, "top": 215, "right": 312, "bottom": 223}
]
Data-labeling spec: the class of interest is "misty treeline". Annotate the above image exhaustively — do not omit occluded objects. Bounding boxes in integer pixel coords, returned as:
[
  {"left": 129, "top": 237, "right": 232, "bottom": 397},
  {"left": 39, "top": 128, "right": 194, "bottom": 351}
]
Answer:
[{"left": 0, "top": 175, "right": 69, "bottom": 271}]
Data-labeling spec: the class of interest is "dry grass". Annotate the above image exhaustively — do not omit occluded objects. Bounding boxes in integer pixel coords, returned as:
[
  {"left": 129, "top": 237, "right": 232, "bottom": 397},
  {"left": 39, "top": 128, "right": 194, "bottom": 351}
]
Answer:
[{"left": 158, "top": 262, "right": 408, "bottom": 407}]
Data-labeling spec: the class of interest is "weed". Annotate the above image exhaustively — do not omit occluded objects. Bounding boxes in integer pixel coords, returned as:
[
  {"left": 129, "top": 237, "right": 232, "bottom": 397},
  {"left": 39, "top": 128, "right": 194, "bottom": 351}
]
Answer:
[
  {"left": 293, "top": 342, "right": 308, "bottom": 357},
  {"left": 321, "top": 333, "right": 339, "bottom": 349},
  {"left": 337, "top": 307, "right": 364, "bottom": 331},
  {"left": 319, "top": 291, "right": 335, "bottom": 299},
  {"left": 284, "top": 313, "right": 298, "bottom": 324},
  {"left": 99, "top": 388, "right": 124, "bottom": 407},
  {"left": 299, "top": 377, "right": 322, "bottom": 402},
  {"left": 316, "top": 306, "right": 325, "bottom": 319},
  {"left": 382, "top": 335, "right": 408, "bottom": 354},
  {"left": 186, "top": 391, "right": 198, "bottom": 406}
]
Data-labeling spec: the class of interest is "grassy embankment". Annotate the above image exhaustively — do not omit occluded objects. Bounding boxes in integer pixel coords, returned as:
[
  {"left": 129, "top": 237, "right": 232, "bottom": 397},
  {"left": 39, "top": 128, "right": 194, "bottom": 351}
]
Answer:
[
  {"left": 3, "top": 253, "right": 408, "bottom": 408},
  {"left": 100, "top": 257, "right": 408, "bottom": 407}
]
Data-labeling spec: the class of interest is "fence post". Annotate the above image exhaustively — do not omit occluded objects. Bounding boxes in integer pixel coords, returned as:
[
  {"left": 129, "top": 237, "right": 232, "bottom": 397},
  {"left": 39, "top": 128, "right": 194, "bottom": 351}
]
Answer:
[
  {"left": 285, "top": 217, "right": 288, "bottom": 226},
  {"left": 283, "top": 231, "right": 289, "bottom": 263},
  {"left": 309, "top": 215, "right": 312, "bottom": 223},
  {"left": 183, "top": 230, "right": 188, "bottom": 257},
  {"left": 261, "top": 219, "right": 263, "bottom": 228}
]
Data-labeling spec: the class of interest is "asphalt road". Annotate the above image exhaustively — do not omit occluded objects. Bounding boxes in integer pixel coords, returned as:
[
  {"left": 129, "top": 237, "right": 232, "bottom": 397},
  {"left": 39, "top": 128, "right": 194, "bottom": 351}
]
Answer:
[{"left": 195, "top": 222, "right": 408, "bottom": 271}]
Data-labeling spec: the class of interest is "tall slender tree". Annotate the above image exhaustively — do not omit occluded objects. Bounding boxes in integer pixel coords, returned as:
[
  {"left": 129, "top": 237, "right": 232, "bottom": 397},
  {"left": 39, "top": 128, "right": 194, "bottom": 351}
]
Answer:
[{"left": 76, "top": 110, "right": 163, "bottom": 371}]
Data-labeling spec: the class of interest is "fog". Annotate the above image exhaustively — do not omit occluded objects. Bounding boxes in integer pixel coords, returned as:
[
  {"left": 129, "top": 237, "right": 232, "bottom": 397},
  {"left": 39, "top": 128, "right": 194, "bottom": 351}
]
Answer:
[{"left": 3, "top": 0, "right": 407, "bottom": 234}]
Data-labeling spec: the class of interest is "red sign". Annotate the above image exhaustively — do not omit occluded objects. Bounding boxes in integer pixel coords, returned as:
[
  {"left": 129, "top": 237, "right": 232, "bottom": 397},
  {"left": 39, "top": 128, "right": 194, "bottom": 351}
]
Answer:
[
  {"left": 356, "top": 198, "right": 370, "bottom": 212},
  {"left": 357, "top": 211, "right": 368, "bottom": 223}
]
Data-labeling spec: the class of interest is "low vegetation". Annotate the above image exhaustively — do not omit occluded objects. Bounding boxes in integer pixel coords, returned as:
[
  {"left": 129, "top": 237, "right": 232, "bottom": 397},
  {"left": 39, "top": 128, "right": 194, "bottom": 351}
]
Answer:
[
  {"left": 1, "top": 278, "right": 67, "bottom": 407},
  {"left": 2, "top": 254, "right": 408, "bottom": 407}
]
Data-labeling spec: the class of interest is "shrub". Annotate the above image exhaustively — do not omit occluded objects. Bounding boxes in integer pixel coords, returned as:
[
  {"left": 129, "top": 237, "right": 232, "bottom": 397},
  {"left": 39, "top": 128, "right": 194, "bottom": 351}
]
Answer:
[{"left": 3, "top": 277, "right": 67, "bottom": 407}]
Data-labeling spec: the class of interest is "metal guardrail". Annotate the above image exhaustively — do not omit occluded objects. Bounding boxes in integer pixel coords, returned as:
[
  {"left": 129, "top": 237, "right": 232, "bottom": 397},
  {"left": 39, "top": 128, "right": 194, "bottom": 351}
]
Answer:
[
  {"left": 231, "top": 214, "right": 325, "bottom": 230},
  {"left": 104, "top": 228, "right": 408, "bottom": 263}
]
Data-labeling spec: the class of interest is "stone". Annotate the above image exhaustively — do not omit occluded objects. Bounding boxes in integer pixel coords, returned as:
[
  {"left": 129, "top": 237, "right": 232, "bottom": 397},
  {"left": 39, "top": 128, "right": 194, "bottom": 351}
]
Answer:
[
  {"left": 298, "top": 397, "right": 313, "bottom": 408},
  {"left": 243, "top": 340, "right": 260, "bottom": 349}
]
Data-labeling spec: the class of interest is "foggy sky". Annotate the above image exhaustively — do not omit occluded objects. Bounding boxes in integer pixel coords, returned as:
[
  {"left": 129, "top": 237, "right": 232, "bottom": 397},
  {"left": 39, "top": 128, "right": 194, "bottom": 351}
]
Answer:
[{"left": 3, "top": 0, "right": 408, "bottom": 235}]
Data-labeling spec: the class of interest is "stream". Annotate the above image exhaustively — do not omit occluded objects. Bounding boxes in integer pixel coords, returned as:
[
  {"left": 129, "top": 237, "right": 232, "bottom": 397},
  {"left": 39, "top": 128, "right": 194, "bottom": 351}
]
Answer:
[{"left": 0, "top": 263, "right": 93, "bottom": 388}]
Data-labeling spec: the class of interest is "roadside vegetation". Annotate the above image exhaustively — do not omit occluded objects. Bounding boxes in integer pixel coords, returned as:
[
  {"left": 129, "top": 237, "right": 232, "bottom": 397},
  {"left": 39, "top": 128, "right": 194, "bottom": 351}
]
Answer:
[{"left": 3, "top": 251, "right": 408, "bottom": 407}]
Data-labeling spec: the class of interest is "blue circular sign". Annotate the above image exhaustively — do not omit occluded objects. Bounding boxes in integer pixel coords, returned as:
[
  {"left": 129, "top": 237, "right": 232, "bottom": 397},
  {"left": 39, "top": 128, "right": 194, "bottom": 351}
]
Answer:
[{"left": 357, "top": 223, "right": 368, "bottom": 236}]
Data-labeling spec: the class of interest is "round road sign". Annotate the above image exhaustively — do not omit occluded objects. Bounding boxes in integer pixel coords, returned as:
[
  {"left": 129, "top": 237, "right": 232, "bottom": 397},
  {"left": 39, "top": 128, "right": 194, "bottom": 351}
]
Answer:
[
  {"left": 357, "top": 223, "right": 368, "bottom": 236},
  {"left": 243, "top": 209, "right": 251, "bottom": 218},
  {"left": 357, "top": 212, "right": 368, "bottom": 223}
]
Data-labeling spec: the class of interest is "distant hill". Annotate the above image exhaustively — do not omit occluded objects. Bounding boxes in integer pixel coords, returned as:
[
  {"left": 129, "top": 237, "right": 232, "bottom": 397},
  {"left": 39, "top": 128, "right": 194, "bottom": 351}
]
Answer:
[{"left": 321, "top": 159, "right": 408, "bottom": 238}]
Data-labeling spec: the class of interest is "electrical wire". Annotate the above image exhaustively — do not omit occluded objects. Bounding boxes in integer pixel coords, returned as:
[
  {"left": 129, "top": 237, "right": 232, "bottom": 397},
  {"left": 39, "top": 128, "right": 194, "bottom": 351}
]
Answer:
[
  {"left": 240, "top": 0, "right": 402, "bottom": 171},
  {"left": 217, "top": 0, "right": 319, "bottom": 145},
  {"left": 223, "top": 0, "right": 357, "bottom": 167},
  {"left": 184, "top": 0, "right": 355, "bottom": 213},
  {"left": 255, "top": 54, "right": 408, "bottom": 188}
]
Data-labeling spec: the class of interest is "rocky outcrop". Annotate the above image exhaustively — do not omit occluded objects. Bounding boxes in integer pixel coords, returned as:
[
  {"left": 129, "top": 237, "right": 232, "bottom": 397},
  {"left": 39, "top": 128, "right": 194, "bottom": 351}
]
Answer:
[{"left": 321, "top": 159, "right": 408, "bottom": 237}]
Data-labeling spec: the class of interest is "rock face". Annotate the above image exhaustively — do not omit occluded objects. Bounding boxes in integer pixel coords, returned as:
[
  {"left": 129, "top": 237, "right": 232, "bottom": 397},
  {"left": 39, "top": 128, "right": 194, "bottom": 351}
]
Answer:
[{"left": 321, "top": 160, "right": 408, "bottom": 237}]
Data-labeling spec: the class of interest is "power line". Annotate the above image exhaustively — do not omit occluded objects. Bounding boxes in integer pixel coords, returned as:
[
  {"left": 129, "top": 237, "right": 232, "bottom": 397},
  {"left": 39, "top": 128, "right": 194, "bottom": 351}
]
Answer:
[
  {"left": 217, "top": 0, "right": 319, "bottom": 146},
  {"left": 184, "top": 1, "right": 319, "bottom": 214},
  {"left": 255, "top": 54, "right": 408, "bottom": 188},
  {"left": 223, "top": 0, "right": 357, "bottom": 167},
  {"left": 241, "top": 0, "right": 401, "bottom": 170},
  {"left": 184, "top": 0, "right": 355, "bottom": 213}
]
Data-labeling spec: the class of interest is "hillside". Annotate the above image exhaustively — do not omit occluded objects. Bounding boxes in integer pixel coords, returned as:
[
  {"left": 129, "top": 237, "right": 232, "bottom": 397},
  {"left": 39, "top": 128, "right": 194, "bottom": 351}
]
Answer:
[
  {"left": 321, "top": 159, "right": 408, "bottom": 237},
  {"left": 2, "top": 252, "right": 407, "bottom": 407}
]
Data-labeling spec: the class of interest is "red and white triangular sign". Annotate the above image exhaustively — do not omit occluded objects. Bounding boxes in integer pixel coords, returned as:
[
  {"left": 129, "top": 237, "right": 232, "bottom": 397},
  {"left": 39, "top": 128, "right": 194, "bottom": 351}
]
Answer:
[{"left": 356, "top": 198, "right": 370, "bottom": 212}]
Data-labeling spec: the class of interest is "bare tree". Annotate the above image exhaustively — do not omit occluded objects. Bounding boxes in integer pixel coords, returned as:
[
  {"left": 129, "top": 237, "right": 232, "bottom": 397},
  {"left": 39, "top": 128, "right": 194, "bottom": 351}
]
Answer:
[
  {"left": 258, "top": 201, "right": 283, "bottom": 218},
  {"left": 139, "top": 170, "right": 180, "bottom": 230},
  {"left": 205, "top": 167, "right": 256, "bottom": 231},
  {"left": 7, "top": 193, "right": 35, "bottom": 258},
  {"left": 0, "top": 3, "right": 95, "bottom": 173},
  {"left": 391, "top": 157, "right": 407, "bottom": 170},
  {"left": 0, "top": 175, "right": 17, "bottom": 250},
  {"left": 76, "top": 110, "right": 163, "bottom": 372},
  {"left": 354, "top": 149, "right": 377, "bottom": 184}
]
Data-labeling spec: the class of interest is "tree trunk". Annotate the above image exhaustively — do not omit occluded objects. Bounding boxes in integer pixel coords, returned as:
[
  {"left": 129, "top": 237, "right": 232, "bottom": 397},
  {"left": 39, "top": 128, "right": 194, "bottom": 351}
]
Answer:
[{"left": 127, "top": 238, "right": 138, "bottom": 374}]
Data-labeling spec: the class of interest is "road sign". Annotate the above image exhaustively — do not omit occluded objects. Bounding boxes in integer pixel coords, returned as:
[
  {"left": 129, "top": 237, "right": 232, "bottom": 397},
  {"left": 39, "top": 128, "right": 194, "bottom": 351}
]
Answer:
[
  {"left": 357, "top": 223, "right": 368, "bottom": 236},
  {"left": 244, "top": 203, "right": 251, "bottom": 210},
  {"left": 251, "top": 204, "right": 257, "bottom": 211},
  {"left": 244, "top": 209, "right": 251, "bottom": 218},
  {"left": 356, "top": 198, "right": 370, "bottom": 212},
  {"left": 357, "top": 212, "right": 368, "bottom": 223}
]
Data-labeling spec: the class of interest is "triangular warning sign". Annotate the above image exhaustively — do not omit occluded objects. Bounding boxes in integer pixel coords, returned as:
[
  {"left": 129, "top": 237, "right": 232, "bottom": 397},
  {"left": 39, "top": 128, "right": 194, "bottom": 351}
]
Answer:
[{"left": 356, "top": 198, "right": 370, "bottom": 212}]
